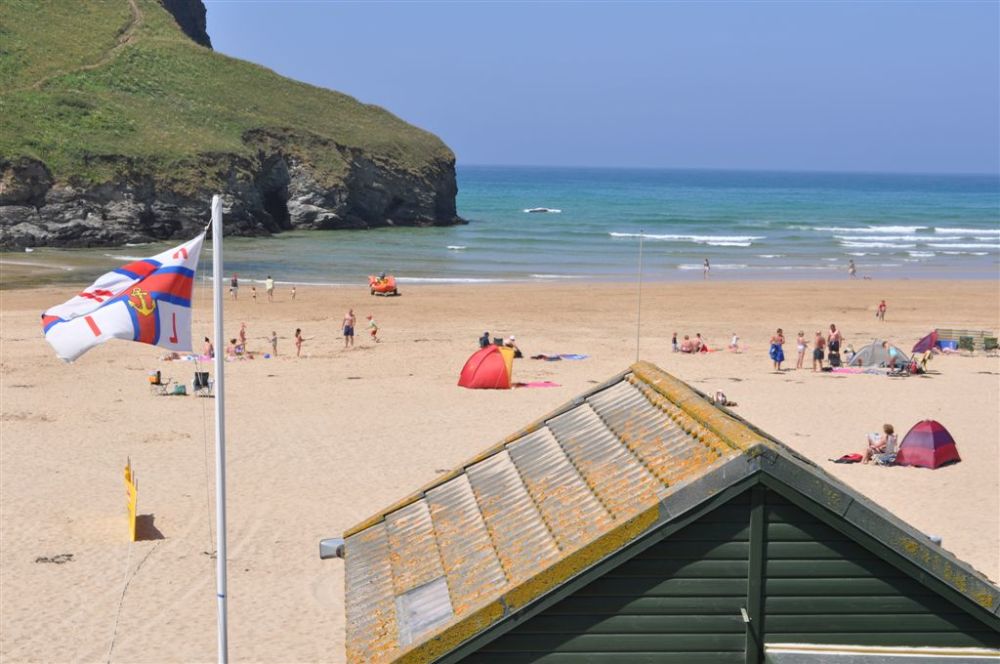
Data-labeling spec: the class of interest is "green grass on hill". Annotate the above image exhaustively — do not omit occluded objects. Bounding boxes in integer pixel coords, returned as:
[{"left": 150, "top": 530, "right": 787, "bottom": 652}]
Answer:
[{"left": 0, "top": 0, "right": 452, "bottom": 189}]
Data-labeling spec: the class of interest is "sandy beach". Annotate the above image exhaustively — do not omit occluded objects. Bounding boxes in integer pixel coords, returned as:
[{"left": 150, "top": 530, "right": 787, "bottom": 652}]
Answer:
[{"left": 1, "top": 278, "right": 998, "bottom": 663}]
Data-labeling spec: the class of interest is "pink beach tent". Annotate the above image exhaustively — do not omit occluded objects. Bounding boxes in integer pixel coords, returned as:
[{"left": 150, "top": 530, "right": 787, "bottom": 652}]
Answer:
[{"left": 894, "top": 420, "right": 961, "bottom": 469}]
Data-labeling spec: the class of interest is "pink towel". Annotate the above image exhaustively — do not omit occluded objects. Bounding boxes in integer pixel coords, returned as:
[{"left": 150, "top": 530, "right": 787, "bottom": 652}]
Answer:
[{"left": 514, "top": 381, "right": 561, "bottom": 388}]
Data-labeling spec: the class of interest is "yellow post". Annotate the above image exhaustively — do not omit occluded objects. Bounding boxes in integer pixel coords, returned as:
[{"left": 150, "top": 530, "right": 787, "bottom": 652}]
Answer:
[{"left": 124, "top": 458, "right": 138, "bottom": 542}]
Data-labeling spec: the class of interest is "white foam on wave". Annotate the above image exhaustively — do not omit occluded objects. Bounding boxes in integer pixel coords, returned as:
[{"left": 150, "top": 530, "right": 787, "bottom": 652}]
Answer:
[
  {"left": 772, "top": 265, "right": 840, "bottom": 271},
  {"left": 816, "top": 225, "right": 927, "bottom": 234},
  {"left": 124, "top": 242, "right": 151, "bottom": 247},
  {"left": 757, "top": 254, "right": 785, "bottom": 258},
  {"left": 908, "top": 251, "right": 935, "bottom": 258},
  {"left": 677, "top": 263, "right": 749, "bottom": 270},
  {"left": 822, "top": 257, "right": 839, "bottom": 261},
  {"left": 839, "top": 242, "right": 916, "bottom": 249},
  {"left": 531, "top": 274, "right": 581, "bottom": 280},
  {"left": 935, "top": 227, "right": 1000, "bottom": 235},
  {"left": 397, "top": 276, "right": 507, "bottom": 284},
  {"left": 975, "top": 236, "right": 1000, "bottom": 242},
  {"left": 610, "top": 232, "right": 763, "bottom": 245},
  {"left": 927, "top": 243, "right": 1000, "bottom": 250},
  {"left": 941, "top": 251, "right": 990, "bottom": 256},
  {"left": 446, "top": 245, "right": 467, "bottom": 250},
  {"left": 845, "top": 252, "right": 880, "bottom": 256},
  {"left": 834, "top": 235, "right": 956, "bottom": 242},
  {"left": 104, "top": 254, "right": 145, "bottom": 261}
]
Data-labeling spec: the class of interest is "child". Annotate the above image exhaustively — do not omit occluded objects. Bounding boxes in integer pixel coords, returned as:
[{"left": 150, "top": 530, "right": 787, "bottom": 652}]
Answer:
[
  {"left": 367, "top": 314, "right": 379, "bottom": 343},
  {"left": 728, "top": 333, "right": 740, "bottom": 352},
  {"left": 270, "top": 331, "right": 278, "bottom": 356},
  {"left": 291, "top": 285, "right": 297, "bottom": 300},
  {"left": 671, "top": 332, "right": 678, "bottom": 353},
  {"left": 294, "top": 328, "right": 303, "bottom": 357}
]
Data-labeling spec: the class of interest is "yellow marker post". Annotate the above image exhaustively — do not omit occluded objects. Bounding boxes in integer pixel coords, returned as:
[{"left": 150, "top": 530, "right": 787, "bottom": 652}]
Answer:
[{"left": 124, "top": 458, "right": 138, "bottom": 542}]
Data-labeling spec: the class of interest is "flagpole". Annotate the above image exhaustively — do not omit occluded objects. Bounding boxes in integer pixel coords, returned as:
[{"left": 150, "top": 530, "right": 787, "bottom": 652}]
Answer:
[{"left": 210, "top": 194, "right": 229, "bottom": 663}]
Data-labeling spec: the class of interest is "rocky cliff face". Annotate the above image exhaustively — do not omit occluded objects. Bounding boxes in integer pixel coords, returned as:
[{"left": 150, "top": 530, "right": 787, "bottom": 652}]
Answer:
[
  {"left": 0, "top": 138, "right": 461, "bottom": 248},
  {"left": 161, "top": 0, "right": 212, "bottom": 49}
]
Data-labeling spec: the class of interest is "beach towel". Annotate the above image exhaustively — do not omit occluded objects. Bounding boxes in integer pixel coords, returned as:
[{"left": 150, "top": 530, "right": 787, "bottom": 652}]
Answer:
[
  {"left": 514, "top": 381, "right": 561, "bottom": 388},
  {"left": 830, "top": 453, "right": 863, "bottom": 464},
  {"left": 530, "top": 353, "right": 589, "bottom": 361},
  {"left": 769, "top": 343, "right": 784, "bottom": 363}
]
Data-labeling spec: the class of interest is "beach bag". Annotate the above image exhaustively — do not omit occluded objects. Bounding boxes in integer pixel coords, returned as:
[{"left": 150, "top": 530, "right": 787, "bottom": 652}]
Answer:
[
  {"left": 829, "top": 351, "right": 841, "bottom": 368},
  {"left": 831, "top": 453, "right": 863, "bottom": 464}
]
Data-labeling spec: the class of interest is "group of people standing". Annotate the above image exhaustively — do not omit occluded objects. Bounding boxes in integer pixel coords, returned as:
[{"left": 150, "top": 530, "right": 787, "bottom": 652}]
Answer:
[{"left": 770, "top": 324, "right": 845, "bottom": 372}]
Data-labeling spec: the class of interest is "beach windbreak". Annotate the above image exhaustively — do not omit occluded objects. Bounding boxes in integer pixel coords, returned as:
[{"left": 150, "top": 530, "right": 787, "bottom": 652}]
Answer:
[{"left": 41, "top": 233, "right": 205, "bottom": 362}]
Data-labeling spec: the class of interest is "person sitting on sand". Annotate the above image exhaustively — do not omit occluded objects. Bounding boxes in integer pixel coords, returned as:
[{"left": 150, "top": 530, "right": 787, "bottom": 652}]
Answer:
[
  {"left": 203, "top": 337, "right": 214, "bottom": 359},
  {"left": 226, "top": 338, "right": 239, "bottom": 360},
  {"left": 480, "top": 331, "right": 491, "bottom": 348},
  {"left": 862, "top": 423, "right": 897, "bottom": 464},
  {"left": 883, "top": 341, "right": 901, "bottom": 369},
  {"left": 505, "top": 335, "right": 523, "bottom": 358},
  {"left": 680, "top": 335, "right": 694, "bottom": 353},
  {"left": 694, "top": 333, "right": 706, "bottom": 353}
]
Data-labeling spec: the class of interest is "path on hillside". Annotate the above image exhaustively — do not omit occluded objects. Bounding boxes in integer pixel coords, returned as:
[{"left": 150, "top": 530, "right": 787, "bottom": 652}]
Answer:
[{"left": 12, "top": 0, "right": 144, "bottom": 93}]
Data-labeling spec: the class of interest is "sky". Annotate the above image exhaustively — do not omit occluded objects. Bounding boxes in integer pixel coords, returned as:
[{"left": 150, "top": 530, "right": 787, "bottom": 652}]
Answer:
[{"left": 204, "top": 1, "right": 1000, "bottom": 174}]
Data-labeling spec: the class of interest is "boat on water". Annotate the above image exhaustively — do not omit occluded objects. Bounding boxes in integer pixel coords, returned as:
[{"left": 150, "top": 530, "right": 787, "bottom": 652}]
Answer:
[{"left": 523, "top": 207, "right": 562, "bottom": 214}]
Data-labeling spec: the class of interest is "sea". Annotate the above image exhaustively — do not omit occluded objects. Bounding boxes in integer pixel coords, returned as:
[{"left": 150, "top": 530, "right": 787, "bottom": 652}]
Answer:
[{"left": 7, "top": 166, "right": 1000, "bottom": 286}]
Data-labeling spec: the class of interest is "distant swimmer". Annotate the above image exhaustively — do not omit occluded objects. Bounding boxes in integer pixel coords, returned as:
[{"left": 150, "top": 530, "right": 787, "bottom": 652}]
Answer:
[
  {"left": 848, "top": 259, "right": 857, "bottom": 279},
  {"left": 703, "top": 258, "right": 711, "bottom": 280}
]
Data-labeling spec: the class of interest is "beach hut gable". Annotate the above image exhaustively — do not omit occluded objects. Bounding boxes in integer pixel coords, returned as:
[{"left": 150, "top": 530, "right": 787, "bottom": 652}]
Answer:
[{"left": 338, "top": 362, "right": 1000, "bottom": 663}]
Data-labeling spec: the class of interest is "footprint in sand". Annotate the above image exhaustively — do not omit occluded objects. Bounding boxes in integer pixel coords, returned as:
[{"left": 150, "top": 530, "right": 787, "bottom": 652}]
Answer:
[{"left": 35, "top": 553, "right": 73, "bottom": 564}]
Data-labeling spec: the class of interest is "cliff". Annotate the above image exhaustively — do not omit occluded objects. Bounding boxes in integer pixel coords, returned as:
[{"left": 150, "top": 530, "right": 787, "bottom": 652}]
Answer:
[{"left": 0, "top": 0, "right": 463, "bottom": 249}]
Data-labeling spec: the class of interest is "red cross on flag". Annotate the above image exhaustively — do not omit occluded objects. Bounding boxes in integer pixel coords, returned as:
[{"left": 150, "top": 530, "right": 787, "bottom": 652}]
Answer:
[{"left": 41, "top": 232, "right": 206, "bottom": 362}]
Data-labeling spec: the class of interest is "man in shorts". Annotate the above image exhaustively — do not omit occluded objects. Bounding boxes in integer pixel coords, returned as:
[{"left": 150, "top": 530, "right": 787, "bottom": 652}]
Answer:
[
  {"left": 342, "top": 309, "right": 356, "bottom": 348},
  {"left": 265, "top": 275, "right": 275, "bottom": 302},
  {"left": 812, "top": 331, "right": 826, "bottom": 372}
]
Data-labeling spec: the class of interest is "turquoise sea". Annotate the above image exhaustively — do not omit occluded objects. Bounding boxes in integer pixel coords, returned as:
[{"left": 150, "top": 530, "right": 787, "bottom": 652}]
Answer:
[{"left": 11, "top": 166, "right": 1000, "bottom": 285}]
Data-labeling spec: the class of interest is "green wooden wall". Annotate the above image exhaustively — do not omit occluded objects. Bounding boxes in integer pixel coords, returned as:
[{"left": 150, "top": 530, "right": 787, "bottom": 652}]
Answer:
[{"left": 460, "top": 488, "right": 1000, "bottom": 663}]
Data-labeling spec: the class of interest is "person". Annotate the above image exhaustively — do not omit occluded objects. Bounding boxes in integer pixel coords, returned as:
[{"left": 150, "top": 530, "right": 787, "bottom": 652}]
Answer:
[
  {"left": 812, "top": 330, "right": 826, "bottom": 372},
  {"left": 203, "top": 336, "right": 214, "bottom": 359},
  {"left": 713, "top": 391, "right": 738, "bottom": 407},
  {"left": 291, "top": 285, "right": 297, "bottom": 301},
  {"left": 680, "top": 335, "right": 694, "bottom": 353},
  {"left": 265, "top": 275, "right": 275, "bottom": 302},
  {"left": 480, "top": 331, "right": 491, "bottom": 348},
  {"left": 251, "top": 285, "right": 257, "bottom": 303},
  {"left": 828, "top": 323, "right": 843, "bottom": 367},
  {"left": 671, "top": 332, "right": 679, "bottom": 353},
  {"left": 795, "top": 331, "right": 807, "bottom": 369},
  {"left": 848, "top": 259, "right": 857, "bottom": 279},
  {"left": 769, "top": 328, "right": 785, "bottom": 371},
  {"left": 269, "top": 330, "right": 278, "bottom": 356},
  {"left": 294, "top": 328, "right": 303, "bottom": 357},
  {"left": 239, "top": 322, "right": 247, "bottom": 350},
  {"left": 367, "top": 314, "right": 379, "bottom": 343},
  {"left": 342, "top": 309, "right": 356, "bottom": 348},
  {"left": 883, "top": 341, "right": 901, "bottom": 369},
  {"left": 226, "top": 338, "right": 238, "bottom": 359},
  {"left": 504, "top": 335, "right": 523, "bottom": 358},
  {"left": 877, "top": 299, "right": 887, "bottom": 322},
  {"left": 694, "top": 333, "right": 706, "bottom": 353},
  {"left": 703, "top": 258, "right": 710, "bottom": 280},
  {"left": 862, "top": 424, "right": 897, "bottom": 464},
  {"left": 728, "top": 332, "right": 740, "bottom": 352},
  {"left": 229, "top": 273, "right": 239, "bottom": 300}
]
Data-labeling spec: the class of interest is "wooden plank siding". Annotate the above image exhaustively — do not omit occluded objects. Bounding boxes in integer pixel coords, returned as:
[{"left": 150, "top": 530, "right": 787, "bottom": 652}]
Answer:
[
  {"left": 458, "top": 488, "right": 1000, "bottom": 663},
  {"left": 762, "top": 491, "right": 1000, "bottom": 650},
  {"left": 463, "top": 493, "right": 751, "bottom": 662}
]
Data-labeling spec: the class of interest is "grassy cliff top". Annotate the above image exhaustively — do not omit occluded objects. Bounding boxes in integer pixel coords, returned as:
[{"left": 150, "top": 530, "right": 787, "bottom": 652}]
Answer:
[{"left": 0, "top": 0, "right": 453, "bottom": 187}]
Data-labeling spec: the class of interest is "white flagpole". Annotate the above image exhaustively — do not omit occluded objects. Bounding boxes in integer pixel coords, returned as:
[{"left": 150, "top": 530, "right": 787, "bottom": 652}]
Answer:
[
  {"left": 635, "top": 228, "right": 644, "bottom": 363},
  {"left": 210, "top": 194, "right": 229, "bottom": 663}
]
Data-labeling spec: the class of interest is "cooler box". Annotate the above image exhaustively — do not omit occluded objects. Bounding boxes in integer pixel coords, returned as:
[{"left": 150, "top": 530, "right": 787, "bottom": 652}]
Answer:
[{"left": 937, "top": 340, "right": 958, "bottom": 351}]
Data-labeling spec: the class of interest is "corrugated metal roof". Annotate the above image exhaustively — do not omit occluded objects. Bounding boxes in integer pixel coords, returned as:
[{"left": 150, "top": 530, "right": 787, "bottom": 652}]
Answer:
[
  {"left": 342, "top": 362, "right": 743, "bottom": 662},
  {"left": 340, "top": 361, "right": 1000, "bottom": 663}
]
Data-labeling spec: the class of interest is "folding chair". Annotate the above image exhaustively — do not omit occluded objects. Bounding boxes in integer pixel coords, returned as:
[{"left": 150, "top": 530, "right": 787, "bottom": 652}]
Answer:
[
  {"left": 985, "top": 337, "right": 999, "bottom": 357},
  {"left": 148, "top": 370, "right": 173, "bottom": 396},
  {"left": 192, "top": 371, "right": 214, "bottom": 397}
]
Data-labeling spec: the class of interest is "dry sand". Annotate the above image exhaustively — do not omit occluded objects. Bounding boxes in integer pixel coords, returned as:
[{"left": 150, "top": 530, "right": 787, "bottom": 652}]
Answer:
[{"left": 2, "top": 279, "right": 998, "bottom": 662}]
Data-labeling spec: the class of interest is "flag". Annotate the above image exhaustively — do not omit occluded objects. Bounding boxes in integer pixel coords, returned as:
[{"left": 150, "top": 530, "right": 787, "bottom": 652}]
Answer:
[{"left": 42, "top": 233, "right": 206, "bottom": 362}]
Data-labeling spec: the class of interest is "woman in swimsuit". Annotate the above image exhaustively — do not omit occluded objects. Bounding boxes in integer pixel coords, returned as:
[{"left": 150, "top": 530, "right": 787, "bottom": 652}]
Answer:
[
  {"left": 769, "top": 328, "right": 785, "bottom": 371},
  {"left": 294, "top": 328, "right": 303, "bottom": 357},
  {"left": 795, "top": 331, "right": 807, "bottom": 369}
]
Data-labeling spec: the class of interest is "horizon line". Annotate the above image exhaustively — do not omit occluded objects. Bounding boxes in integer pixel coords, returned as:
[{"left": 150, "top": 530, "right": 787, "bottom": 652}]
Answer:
[{"left": 457, "top": 163, "right": 1000, "bottom": 179}]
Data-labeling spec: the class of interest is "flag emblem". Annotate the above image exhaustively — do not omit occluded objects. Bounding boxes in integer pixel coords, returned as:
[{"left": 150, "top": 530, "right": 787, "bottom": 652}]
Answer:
[
  {"left": 41, "top": 232, "right": 206, "bottom": 362},
  {"left": 127, "top": 287, "right": 156, "bottom": 316}
]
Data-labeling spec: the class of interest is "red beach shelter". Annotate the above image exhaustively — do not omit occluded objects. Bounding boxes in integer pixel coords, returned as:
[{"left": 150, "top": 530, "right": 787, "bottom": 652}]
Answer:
[
  {"left": 458, "top": 345, "right": 515, "bottom": 389},
  {"left": 894, "top": 420, "right": 961, "bottom": 469}
]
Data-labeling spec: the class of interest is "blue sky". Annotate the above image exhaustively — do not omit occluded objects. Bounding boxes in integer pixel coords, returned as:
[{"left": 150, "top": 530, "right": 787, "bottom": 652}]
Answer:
[{"left": 205, "top": 1, "right": 999, "bottom": 174}]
